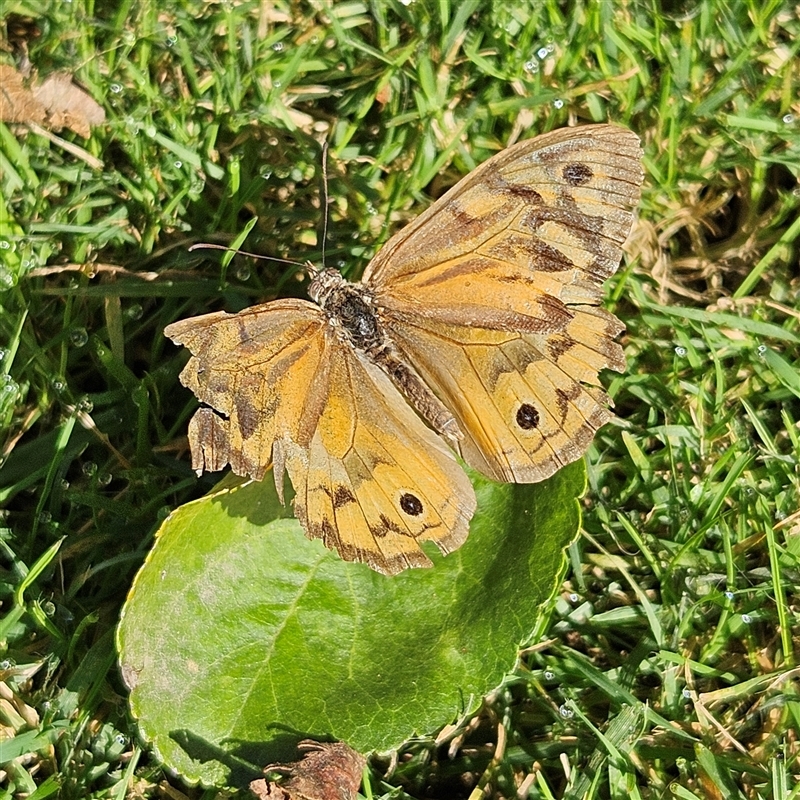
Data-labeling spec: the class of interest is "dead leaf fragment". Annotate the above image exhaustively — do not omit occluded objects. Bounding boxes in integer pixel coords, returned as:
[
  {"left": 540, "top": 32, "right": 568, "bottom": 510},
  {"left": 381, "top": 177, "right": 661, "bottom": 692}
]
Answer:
[
  {"left": 0, "top": 64, "right": 46, "bottom": 126},
  {"left": 0, "top": 64, "right": 105, "bottom": 137},
  {"left": 249, "top": 740, "right": 365, "bottom": 800}
]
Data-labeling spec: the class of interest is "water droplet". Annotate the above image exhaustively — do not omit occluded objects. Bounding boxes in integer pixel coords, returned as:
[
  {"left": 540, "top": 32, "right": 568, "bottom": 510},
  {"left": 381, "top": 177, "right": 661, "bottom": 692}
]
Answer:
[
  {"left": 724, "top": 591, "right": 734, "bottom": 600},
  {"left": 114, "top": 733, "right": 127, "bottom": 746},
  {"left": 97, "top": 472, "right": 112, "bottom": 486},
  {"left": 126, "top": 303, "right": 143, "bottom": 321},
  {"left": 399, "top": 0, "right": 413, "bottom": 5},
  {"left": 42, "top": 600, "right": 56, "bottom": 616},
  {"left": 260, "top": 170, "right": 272, "bottom": 180},
  {"left": 537, "top": 46, "right": 549, "bottom": 59},
  {"left": 0, "top": 241, "right": 10, "bottom": 250},
  {"left": 272, "top": 41, "right": 284, "bottom": 52},
  {"left": 77, "top": 396, "right": 94, "bottom": 413},
  {"left": 60, "top": 479, "right": 70, "bottom": 490},
  {"left": 70, "top": 328, "right": 89, "bottom": 347},
  {"left": 569, "top": 592, "right": 579, "bottom": 603},
  {"left": 544, "top": 669, "right": 555, "bottom": 680},
  {"left": 546, "top": 41, "right": 555, "bottom": 54},
  {"left": 558, "top": 704, "right": 574, "bottom": 719},
  {"left": 0, "top": 659, "right": 13, "bottom": 670},
  {"left": 674, "top": 345, "right": 687, "bottom": 356},
  {"left": 110, "top": 83, "right": 123, "bottom": 94},
  {"left": 274, "top": 79, "right": 282, "bottom": 88},
  {"left": 682, "top": 688, "right": 692, "bottom": 698},
  {"left": 82, "top": 462, "right": 98, "bottom": 477},
  {"left": 51, "top": 378, "right": 66, "bottom": 393},
  {"left": 757, "top": 344, "right": 767, "bottom": 356},
  {"left": 553, "top": 98, "right": 564, "bottom": 109},
  {"left": 741, "top": 613, "right": 752, "bottom": 624},
  {"left": 122, "top": 30, "right": 136, "bottom": 45},
  {"left": 0, "top": 375, "right": 18, "bottom": 396},
  {"left": 783, "top": 113, "right": 795, "bottom": 124},
  {"left": 38, "top": 511, "right": 52, "bottom": 524},
  {"left": 174, "top": 160, "right": 182, "bottom": 168},
  {"left": 166, "top": 34, "right": 178, "bottom": 47},
  {"left": 0, "top": 267, "right": 16, "bottom": 288},
  {"left": 235, "top": 264, "right": 251, "bottom": 281},
  {"left": 157, "top": 505, "right": 171, "bottom": 520}
]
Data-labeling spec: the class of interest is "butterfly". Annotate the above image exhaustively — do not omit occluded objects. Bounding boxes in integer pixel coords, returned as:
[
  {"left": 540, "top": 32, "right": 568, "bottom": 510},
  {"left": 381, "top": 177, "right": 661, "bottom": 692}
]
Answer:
[{"left": 165, "top": 124, "right": 644, "bottom": 575}]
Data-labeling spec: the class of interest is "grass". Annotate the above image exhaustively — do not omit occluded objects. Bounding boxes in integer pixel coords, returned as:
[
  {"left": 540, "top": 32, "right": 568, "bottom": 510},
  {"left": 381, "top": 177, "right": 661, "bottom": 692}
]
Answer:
[{"left": 1, "top": 0, "right": 799, "bottom": 797}]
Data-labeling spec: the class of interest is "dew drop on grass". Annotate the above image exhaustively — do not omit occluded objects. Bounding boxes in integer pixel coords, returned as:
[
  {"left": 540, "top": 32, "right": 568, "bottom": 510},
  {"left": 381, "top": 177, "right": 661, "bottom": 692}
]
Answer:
[
  {"left": 70, "top": 328, "right": 89, "bottom": 347},
  {"left": 674, "top": 345, "right": 687, "bottom": 356},
  {"left": 783, "top": 113, "right": 795, "bottom": 124},
  {"left": 544, "top": 670, "right": 555, "bottom": 680},
  {"left": 235, "top": 264, "right": 251, "bottom": 281},
  {"left": 558, "top": 704, "right": 574, "bottom": 719},
  {"left": 0, "top": 240, "right": 10, "bottom": 249},
  {"left": 38, "top": 511, "right": 52, "bottom": 524},
  {"left": 0, "top": 267, "right": 16, "bottom": 288},
  {"left": 42, "top": 600, "right": 56, "bottom": 616},
  {"left": 126, "top": 303, "right": 143, "bottom": 321},
  {"left": 98, "top": 472, "right": 112, "bottom": 486},
  {"left": 110, "top": 83, "right": 123, "bottom": 94},
  {"left": 82, "top": 462, "right": 98, "bottom": 477},
  {"left": 756, "top": 344, "right": 767, "bottom": 357},
  {"left": 682, "top": 688, "right": 692, "bottom": 698},
  {"left": 0, "top": 375, "right": 18, "bottom": 396},
  {"left": 272, "top": 41, "right": 284, "bottom": 52},
  {"left": 741, "top": 614, "right": 752, "bottom": 624},
  {"left": 537, "top": 46, "right": 549, "bottom": 59},
  {"left": 524, "top": 59, "right": 540, "bottom": 74},
  {"left": 725, "top": 591, "right": 734, "bottom": 600},
  {"left": 553, "top": 98, "right": 564, "bottom": 109},
  {"left": 77, "top": 396, "right": 94, "bottom": 413},
  {"left": 569, "top": 593, "right": 579, "bottom": 603},
  {"left": 51, "top": 378, "right": 66, "bottom": 393}
]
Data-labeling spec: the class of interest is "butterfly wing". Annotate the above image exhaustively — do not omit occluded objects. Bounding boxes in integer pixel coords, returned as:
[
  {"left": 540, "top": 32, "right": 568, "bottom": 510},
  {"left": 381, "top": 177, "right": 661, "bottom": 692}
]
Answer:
[
  {"left": 165, "top": 303, "right": 475, "bottom": 575},
  {"left": 285, "top": 337, "right": 475, "bottom": 575},
  {"left": 362, "top": 124, "right": 643, "bottom": 482}
]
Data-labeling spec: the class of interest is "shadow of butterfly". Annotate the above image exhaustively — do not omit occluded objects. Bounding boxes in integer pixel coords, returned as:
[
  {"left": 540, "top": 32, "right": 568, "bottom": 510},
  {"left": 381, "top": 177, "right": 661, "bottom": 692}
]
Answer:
[{"left": 165, "top": 124, "right": 644, "bottom": 575}]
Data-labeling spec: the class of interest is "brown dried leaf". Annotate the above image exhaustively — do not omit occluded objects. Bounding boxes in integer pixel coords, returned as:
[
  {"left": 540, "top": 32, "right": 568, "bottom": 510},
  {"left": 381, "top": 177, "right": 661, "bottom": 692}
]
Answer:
[
  {"left": 0, "top": 64, "right": 46, "bottom": 125},
  {"left": 249, "top": 740, "right": 365, "bottom": 800},
  {"left": 0, "top": 64, "right": 105, "bottom": 137},
  {"left": 32, "top": 73, "right": 106, "bottom": 138}
]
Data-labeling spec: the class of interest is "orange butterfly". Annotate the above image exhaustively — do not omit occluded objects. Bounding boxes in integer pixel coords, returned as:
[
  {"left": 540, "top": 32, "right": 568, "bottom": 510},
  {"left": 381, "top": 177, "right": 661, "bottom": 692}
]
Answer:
[{"left": 165, "top": 124, "right": 644, "bottom": 575}]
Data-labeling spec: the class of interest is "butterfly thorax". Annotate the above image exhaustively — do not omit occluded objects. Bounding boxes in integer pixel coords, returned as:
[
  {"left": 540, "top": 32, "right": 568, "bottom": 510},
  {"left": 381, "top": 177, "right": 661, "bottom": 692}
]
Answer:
[
  {"left": 308, "top": 268, "right": 383, "bottom": 352},
  {"left": 308, "top": 268, "right": 461, "bottom": 443}
]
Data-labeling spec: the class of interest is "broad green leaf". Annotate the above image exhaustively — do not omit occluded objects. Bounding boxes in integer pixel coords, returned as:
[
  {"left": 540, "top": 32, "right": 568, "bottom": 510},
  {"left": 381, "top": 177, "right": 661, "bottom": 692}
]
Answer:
[{"left": 117, "top": 461, "right": 584, "bottom": 787}]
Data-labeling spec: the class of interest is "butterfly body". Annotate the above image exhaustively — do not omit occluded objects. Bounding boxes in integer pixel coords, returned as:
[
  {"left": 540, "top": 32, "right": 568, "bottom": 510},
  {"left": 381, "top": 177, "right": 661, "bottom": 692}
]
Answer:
[{"left": 166, "top": 124, "right": 644, "bottom": 575}]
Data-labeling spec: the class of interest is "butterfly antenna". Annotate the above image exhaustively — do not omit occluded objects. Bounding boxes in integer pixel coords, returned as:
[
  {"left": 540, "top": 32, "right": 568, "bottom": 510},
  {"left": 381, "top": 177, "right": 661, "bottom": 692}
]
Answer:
[
  {"left": 188, "top": 243, "right": 305, "bottom": 270},
  {"left": 321, "top": 140, "right": 329, "bottom": 268}
]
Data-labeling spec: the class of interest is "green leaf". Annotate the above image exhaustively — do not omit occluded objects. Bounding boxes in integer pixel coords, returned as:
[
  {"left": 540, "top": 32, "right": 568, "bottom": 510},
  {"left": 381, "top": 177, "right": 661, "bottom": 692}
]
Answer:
[{"left": 117, "top": 461, "right": 585, "bottom": 787}]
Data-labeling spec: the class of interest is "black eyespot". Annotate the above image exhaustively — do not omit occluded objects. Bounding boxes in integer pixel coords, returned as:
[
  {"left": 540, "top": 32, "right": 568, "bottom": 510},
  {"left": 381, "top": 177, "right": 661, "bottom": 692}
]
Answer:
[
  {"left": 516, "top": 403, "right": 540, "bottom": 430},
  {"left": 562, "top": 162, "right": 593, "bottom": 186},
  {"left": 399, "top": 492, "right": 423, "bottom": 516}
]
